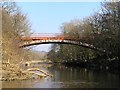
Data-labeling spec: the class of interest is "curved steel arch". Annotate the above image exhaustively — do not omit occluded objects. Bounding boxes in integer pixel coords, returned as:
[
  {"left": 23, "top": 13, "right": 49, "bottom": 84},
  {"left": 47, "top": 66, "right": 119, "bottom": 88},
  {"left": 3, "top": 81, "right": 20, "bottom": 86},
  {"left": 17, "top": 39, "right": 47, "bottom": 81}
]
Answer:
[{"left": 20, "top": 39, "right": 106, "bottom": 53}]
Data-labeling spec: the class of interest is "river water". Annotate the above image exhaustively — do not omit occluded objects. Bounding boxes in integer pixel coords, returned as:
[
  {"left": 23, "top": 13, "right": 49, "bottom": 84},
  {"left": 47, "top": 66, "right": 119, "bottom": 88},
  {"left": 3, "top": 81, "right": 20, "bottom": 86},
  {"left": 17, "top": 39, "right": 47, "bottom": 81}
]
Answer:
[{"left": 2, "top": 64, "right": 120, "bottom": 88}]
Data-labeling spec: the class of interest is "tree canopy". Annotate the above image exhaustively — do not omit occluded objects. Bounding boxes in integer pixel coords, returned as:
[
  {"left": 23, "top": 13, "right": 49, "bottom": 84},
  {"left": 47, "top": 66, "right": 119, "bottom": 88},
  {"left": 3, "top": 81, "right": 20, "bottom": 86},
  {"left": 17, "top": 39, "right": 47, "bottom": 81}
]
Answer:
[{"left": 47, "top": 2, "right": 120, "bottom": 65}]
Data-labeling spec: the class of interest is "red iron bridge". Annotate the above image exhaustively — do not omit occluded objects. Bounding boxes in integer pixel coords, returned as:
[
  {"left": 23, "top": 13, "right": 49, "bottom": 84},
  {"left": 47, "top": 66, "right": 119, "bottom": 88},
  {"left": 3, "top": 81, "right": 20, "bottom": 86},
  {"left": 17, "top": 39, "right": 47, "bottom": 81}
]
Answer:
[{"left": 20, "top": 33, "right": 106, "bottom": 53}]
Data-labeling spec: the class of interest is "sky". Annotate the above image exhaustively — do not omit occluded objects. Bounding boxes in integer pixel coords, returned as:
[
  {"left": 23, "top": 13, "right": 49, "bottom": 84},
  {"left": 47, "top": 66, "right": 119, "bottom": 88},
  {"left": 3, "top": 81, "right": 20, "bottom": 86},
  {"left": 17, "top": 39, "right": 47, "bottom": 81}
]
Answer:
[{"left": 17, "top": 2, "right": 101, "bottom": 52}]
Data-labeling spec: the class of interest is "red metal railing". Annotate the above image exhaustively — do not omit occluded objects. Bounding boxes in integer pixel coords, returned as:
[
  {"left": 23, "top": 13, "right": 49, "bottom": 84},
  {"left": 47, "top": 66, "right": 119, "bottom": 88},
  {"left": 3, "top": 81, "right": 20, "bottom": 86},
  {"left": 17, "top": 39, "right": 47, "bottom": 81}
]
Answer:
[{"left": 21, "top": 33, "right": 86, "bottom": 41}]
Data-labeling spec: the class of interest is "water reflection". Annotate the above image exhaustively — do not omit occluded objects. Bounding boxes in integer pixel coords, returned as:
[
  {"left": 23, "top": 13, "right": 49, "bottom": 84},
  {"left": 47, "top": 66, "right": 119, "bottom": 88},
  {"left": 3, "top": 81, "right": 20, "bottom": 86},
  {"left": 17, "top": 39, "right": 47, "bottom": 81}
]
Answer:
[{"left": 2, "top": 64, "right": 120, "bottom": 88}]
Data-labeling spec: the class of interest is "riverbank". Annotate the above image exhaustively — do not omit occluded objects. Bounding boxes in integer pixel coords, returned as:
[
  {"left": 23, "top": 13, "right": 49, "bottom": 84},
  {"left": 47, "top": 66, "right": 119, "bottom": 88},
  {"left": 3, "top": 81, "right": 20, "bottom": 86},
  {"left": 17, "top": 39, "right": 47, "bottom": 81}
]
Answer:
[
  {"left": 62, "top": 59, "right": 120, "bottom": 74},
  {"left": 2, "top": 63, "right": 32, "bottom": 81},
  {"left": 1, "top": 63, "right": 52, "bottom": 81},
  {"left": 3, "top": 64, "right": 120, "bottom": 88}
]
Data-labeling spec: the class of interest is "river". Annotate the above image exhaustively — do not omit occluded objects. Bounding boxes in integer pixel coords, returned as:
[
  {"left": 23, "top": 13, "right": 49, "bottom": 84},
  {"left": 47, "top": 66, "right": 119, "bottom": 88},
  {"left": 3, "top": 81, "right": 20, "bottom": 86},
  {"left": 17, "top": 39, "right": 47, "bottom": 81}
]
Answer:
[{"left": 2, "top": 64, "right": 120, "bottom": 88}]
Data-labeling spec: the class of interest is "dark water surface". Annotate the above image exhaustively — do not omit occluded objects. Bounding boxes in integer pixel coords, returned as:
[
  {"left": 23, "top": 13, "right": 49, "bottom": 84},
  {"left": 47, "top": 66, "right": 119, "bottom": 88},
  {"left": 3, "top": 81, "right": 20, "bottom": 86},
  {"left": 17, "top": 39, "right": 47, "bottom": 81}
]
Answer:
[{"left": 2, "top": 64, "right": 120, "bottom": 88}]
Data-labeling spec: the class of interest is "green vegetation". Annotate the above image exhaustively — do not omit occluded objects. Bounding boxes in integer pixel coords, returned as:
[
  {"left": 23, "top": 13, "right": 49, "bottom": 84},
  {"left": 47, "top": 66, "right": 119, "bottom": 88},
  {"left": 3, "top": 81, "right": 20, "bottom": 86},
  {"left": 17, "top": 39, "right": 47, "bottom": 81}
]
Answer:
[{"left": 47, "top": 2, "right": 120, "bottom": 71}]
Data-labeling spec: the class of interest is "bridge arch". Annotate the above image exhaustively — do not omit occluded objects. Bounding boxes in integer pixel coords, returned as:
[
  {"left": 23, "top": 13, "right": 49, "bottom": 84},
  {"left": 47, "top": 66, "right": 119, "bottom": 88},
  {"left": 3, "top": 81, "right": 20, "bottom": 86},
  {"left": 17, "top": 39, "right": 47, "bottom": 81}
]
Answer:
[{"left": 20, "top": 39, "right": 106, "bottom": 53}]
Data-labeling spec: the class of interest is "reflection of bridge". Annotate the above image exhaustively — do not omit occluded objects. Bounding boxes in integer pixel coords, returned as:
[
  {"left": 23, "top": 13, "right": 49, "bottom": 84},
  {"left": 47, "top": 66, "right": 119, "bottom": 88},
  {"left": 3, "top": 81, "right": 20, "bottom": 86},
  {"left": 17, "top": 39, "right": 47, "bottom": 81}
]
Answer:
[{"left": 20, "top": 33, "right": 106, "bottom": 53}]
